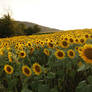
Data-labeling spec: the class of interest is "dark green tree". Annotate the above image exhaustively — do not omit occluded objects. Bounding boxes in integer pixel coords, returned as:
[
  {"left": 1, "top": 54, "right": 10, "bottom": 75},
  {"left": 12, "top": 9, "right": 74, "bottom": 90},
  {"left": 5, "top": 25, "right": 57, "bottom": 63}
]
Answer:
[
  {"left": 33, "top": 25, "right": 41, "bottom": 33},
  {"left": 0, "top": 13, "right": 24, "bottom": 37},
  {"left": 24, "top": 27, "right": 34, "bottom": 35}
]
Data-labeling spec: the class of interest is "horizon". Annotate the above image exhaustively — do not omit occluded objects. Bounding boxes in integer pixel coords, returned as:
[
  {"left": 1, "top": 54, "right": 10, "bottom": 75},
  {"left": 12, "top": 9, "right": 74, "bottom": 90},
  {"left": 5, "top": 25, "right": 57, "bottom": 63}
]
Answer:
[{"left": 0, "top": 0, "right": 92, "bottom": 30}]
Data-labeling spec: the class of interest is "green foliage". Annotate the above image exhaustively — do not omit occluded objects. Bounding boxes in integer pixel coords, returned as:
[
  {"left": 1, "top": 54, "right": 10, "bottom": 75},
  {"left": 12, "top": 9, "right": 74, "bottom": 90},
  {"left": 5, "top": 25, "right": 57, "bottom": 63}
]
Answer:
[{"left": 0, "top": 13, "right": 41, "bottom": 38}]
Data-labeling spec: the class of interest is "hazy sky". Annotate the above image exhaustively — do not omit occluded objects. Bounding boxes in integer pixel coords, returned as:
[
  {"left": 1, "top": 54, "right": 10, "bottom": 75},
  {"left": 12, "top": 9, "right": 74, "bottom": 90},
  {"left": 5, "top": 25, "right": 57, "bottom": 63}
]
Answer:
[{"left": 0, "top": 0, "right": 92, "bottom": 30}]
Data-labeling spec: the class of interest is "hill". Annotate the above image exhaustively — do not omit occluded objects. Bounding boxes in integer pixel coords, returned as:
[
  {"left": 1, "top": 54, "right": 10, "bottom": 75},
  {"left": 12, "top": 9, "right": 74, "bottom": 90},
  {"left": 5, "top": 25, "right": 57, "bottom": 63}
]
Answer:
[{"left": 17, "top": 21, "right": 62, "bottom": 33}]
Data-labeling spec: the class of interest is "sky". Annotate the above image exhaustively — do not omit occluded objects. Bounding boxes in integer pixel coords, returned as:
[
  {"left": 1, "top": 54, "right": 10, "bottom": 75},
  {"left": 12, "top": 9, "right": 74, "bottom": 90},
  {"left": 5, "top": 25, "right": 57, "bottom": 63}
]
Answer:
[{"left": 0, "top": 0, "right": 92, "bottom": 30}]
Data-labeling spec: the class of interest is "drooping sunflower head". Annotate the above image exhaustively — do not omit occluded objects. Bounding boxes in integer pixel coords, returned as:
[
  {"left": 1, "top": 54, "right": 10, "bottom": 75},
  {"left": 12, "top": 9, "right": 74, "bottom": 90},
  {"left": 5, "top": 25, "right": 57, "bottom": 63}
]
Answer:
[
  {"left": 79, "top": 44, "right": 92, "bottom": 63},
  {"left": 22, "top": 65, "right": 32, "bottom": 77},
  {"left": 43, "top": 48, "right": 50, "bottom": 56},
  {"left": 55, "top": 50, "right": 65, "bottom": 59},
  {"left": 4, "top": 65, "right": 14, "bottom": 74},
  {"left": 32, "top": 63, "right": 42, "bottom": 75},
  {"left": 67, "top": 49, "right": 75, "bottom": 59}
]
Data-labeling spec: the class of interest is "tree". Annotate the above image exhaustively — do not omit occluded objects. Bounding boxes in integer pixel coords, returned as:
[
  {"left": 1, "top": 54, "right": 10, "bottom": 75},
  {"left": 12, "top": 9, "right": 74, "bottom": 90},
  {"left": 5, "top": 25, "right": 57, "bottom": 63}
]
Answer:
[
  {"left": 24, "top": 27, "right": 34, "bottom": 35},
  {"left": 33, "top": 25, "right": 41, "bottom": 33},
  {"left": 0, "top": 13, "right": 24, "bottom": 37}
]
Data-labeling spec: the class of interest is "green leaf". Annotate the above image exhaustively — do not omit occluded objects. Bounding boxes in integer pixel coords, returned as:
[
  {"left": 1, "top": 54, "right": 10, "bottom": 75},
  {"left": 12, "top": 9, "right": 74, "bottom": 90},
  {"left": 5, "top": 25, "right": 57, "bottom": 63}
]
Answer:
[
  {"left": 75, "top": 80, "right": 92, "bottom": 92},
  {"left": 77, "top": 64, "right": 85, "bottom": 72},
  {"left": 76, "top": 85, "right": 92, "bottom": 92},
  {"left": 87, "top": 76, "right": 92, "bottom": 84},
  {"left": 31, "top": 81, "right": 39, "bottom": 89},
  {"left": 51, "top": 88, "right": 58, "bottom": 92},
  {"left": 56, "top": 70, "right": 64, "bottom": 78},
  {"left": 47, "top": 72, "right": 55, "bottom": 79},
  {"left": 38, "top": 85, "right": 50, "bottom": 92},
  {"left": 21, "top": 88, "right": 32, "bottom": 92}
]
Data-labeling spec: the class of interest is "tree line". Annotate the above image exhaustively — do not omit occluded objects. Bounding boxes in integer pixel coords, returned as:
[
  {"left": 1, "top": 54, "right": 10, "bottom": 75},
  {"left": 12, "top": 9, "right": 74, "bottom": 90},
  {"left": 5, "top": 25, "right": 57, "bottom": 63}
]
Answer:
[{"left": 0, "top": 13, "right": 41, "bottom": 38}]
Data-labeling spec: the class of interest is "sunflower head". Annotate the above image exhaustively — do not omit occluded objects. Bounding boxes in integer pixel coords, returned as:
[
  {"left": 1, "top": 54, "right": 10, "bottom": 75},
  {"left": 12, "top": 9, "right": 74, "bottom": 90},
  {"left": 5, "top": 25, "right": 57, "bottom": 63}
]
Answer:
[
  {"left": 79, "top": 44, "right": 92, "bottom": 63},
  {"left": 19, "top": 51, "right": 26, "bottom": 58},
  {"left": 26, "top": 41, "right": 32, "bottom": 48},
  {"left": 60, "top": 40, "right": 69, "bottom": 48},
  {"left": 32, "top": 63, "right": 42, "bottom": 75},
  {"left": 79, "top": 37, "right": 86, "bottom": 44},
  {"left": 4, "top": 65, "right": 14, "bottom": 74},
  {"left": 69, "top": 37, "right": 74, "bottom": 43},
  {"left": 55, "top": 50, "right": 65, "bottom": 59},
  {"left": 22, "top": 65, "right": 32, "bottom": 77},
  {"left": 43, "top": 48, "right": 50, "bottom": 56},
  {"left": 47, "top": 42, "right": 54, "bottom": 48},
  {"left": 67, "top": 49, "right": 75, "bottom": 59}
]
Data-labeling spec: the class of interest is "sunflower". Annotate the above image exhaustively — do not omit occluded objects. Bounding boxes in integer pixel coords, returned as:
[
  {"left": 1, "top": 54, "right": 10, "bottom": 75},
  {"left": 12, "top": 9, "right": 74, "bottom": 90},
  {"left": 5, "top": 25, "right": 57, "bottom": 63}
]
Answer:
[
  {"left": 43, "top": 48, "right": 50, "bottom": 56},
  {"left": 19, "top": 51, "right": 26, "bottom": 58},
  {"left": 22, "top": 65, "right": 32, "bottom": 77},
  {"left": 47, "top": 42, "right": 54, "bottom": 48},
  {"left": 26, "top": 41, "right": 32, "bottom": 48},
  {"left": 69, "top": 37, "right": 74, "bottom": 43},
  {"left": 79, "top": 37, "right": 86, "bottom": 44},
  {"left": 78, "top": 47, "right": 83, "bottom": 53},
  {"left": 74, "top": 38, "right": 79, "bottom": 44},
  {"left": 84, "top": 34, "right": 89, "bottom": 39},
  {"left": 45, "top": 38, "right": 50, "bottom": 42},
  {"left": 32, "top": 63, "right": 42, "bottom": 75},
  {"left": 67, "top": 49, "right": 75, "bottom": 59},
  {"left": 40, "top": 41, "right": 45, "bottom": 47},
  {"left": 60, "top": 40, "right": 69, "bottom": 48},
  {"left": 4, "top": 65, "right": 14, "bottom": 74},
  {"left": 55, "top": 50, "right": 65, "bottom": 59},
  {"left": 79, "top": 44, "right": 92, "bottom": 63}
]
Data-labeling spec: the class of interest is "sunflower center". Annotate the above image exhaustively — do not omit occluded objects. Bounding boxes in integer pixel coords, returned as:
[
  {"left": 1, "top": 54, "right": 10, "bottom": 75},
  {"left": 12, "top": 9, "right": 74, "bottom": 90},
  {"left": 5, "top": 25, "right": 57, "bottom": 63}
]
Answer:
[
  {"left": 49, "top": 43, "right": 53, "bottom": 47},
  {"left": 62, "top": 41, "right": 68, "bottom": 46},
  {"left": 65, "top": 38, "right": 68, "bottom": 40},
  {"left": 69, "top": 51, "right": 74, "bottom": 56},
  {"left": 45, "top": 50, "right": 48, "bottom": 53},
  {"left": 84, "top": 48, "right": 92, "bottom": 59},
  {"left": 35, "top": 65, "right": 40, "bottom": 72},
  {"left": 28, "top": 43, "right": 31, "bottom": 46},
  {"left": 75, "top": 39, "right": 78, "bottom": 42},
  {"left": 58, "top": 51, "right": 63, "bottom": 57},
  {"left": 69, "top": 38, "right": 73, "bottom": 43},
  {"left": 85, "top": 35, "right": 89, "bottom": 38},
  {"left": 24, "top": 68, "right": 30, "bottom": 74},
  {"left": 7, "top": 67, "right": 11, "bottom": 72},
  {"left": 21, "top": 52, "right": 24, "bottom": 56},
  {"left": 80, "top": 39, "right": 84, "bottom": 43}
]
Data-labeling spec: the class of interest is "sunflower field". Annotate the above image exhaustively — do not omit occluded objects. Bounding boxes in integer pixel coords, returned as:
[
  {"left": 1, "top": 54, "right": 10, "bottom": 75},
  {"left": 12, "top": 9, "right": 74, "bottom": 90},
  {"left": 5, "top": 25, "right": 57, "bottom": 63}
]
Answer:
[{"left": 0, "top": 29, "right": 92, "bottom": 92}]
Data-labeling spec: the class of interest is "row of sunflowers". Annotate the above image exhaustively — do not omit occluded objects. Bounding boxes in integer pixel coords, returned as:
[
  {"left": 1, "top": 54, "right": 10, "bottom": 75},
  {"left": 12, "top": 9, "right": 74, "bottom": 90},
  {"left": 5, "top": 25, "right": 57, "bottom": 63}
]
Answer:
[{"left": 0, "top": 29, "right": 92, "bottom": 92}]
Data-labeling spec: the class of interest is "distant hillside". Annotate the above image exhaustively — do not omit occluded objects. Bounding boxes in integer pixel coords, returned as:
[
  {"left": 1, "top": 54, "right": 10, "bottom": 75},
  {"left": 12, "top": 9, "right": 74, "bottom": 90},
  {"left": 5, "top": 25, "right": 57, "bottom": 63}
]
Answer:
[{"left": 17, "top": 21, "right": 62, "bottom": 33}]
